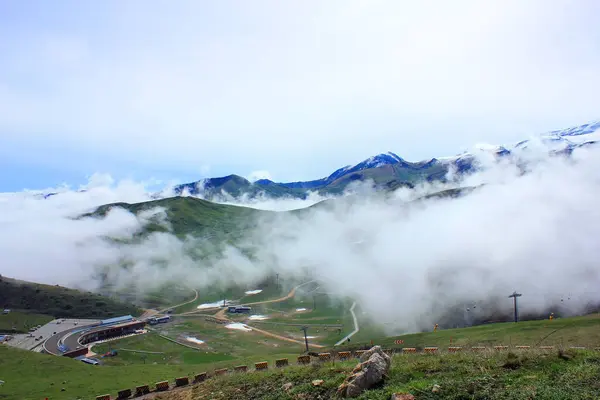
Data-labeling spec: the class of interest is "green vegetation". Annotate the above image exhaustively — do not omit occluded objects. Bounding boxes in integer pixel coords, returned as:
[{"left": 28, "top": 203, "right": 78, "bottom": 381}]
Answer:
[
  {"left": 0, "top": 345, "right": 194, "bottom": 400},
  {"left": 83, "top": 183, "right": 478, "bottom": 241},
  {"left": 342, "top": 314, "right": 600, "bottom": 352},
  {"left": 82, "top": 196, "right": 270, "bottom": 239},
  {"left": 2, "top": 314, "right": 599, "bottom": 400},
  {"left": 0, "top": 276, "right": 141, "bottom": 319},
  {"left": 0, "top": 311, "right": 53, "bottom": 334},
  {"left": 93, "top": 331, "right": 235, "bottom": 366},
  {"left": 165, "top": 350, "right": 600, "bottom": 400}
]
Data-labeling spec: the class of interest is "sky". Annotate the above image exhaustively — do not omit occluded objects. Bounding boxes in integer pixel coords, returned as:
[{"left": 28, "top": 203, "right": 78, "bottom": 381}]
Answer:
[{"left": 1, "top": 0, "right": 600, "bottom": 191}]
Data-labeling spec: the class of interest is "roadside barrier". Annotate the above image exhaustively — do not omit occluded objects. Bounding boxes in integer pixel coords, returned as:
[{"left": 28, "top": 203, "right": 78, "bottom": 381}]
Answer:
[
  {"left": 297, "top": 355, "right": 311, "bottom": 365},
  {"left": 234, "top": 365, "right": 248, "bottom": 373},
  {"left": 255, "top": 361, "right": 269, "bottom": 371},
  {"left": 175, "top": 377, "right": 189, "bottom": 387},
  {"left": 96, "top": 344, "right": 600, "bottom": 399},
  {"left": 155, "top": 381, "right": 169, "bottom": 391},
  {"left": 275, "top": 358, "right": 289, "bottom": 367},
  {"left": 134, "top": 385, "right": 150, "bottom": 396}
]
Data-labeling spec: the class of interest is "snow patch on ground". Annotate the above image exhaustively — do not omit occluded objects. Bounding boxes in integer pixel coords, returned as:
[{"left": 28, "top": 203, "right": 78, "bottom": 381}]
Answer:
[
  {"left": 249, "top": 315, "right": 268, "bottom": 320},
  {"left": 245, "top": 289, "right": 263, "bottom": 295},
  {"left": 225, "top": 323, "right": 252, "bottom": 332},
  {"left": 185, "top": 336, "right": 205, "bottom": 345},
  {"left": 197, "top": 300, "right": 231, "bottom": 309}
]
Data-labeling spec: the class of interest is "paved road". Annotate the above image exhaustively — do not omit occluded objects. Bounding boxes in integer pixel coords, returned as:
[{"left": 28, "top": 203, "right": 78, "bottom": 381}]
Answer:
[
  {"left": 335, "top": 302, "right": 359, "bottom": 346},
  {"left": 5, "top": 318, "right": 98, "bottom": 352},
  {"left": 42, "top": 319, "right": 99, "bottom": 355}
]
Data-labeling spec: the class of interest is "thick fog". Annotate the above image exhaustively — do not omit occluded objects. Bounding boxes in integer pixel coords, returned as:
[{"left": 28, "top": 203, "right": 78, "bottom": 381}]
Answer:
[{"left": 1, "top": 145, "right": 599, "bottom": 332}]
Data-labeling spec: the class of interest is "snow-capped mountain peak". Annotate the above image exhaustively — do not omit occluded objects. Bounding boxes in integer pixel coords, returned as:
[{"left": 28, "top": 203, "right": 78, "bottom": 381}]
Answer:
[{"left": 353, "top": 152, "right": 404, "bottom": 169}]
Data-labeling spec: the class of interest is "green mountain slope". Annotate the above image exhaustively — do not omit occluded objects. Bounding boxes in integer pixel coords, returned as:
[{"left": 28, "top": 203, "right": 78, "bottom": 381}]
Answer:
[
  {"left": 83, "top": 196, "right": 273, "bottom": 240},
  {"left": 84, "top": 186, "right": 478, "bottom": 241},
  {"left": 0, "top": 275, "right": 141, "bottom": 319}
]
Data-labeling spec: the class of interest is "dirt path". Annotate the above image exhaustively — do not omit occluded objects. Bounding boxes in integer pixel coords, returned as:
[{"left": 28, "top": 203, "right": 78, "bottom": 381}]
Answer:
[
  {"left": 139, "top": 289, "right": 199, "bottom": 319},
  {"left": 249, "top": 325, "right": 325, "bottom": 349},
  {"left": 160, "top": 281, "right": 323, "bottom": 349},
  {"left": 208, "top": 281, "right": 325, "bottom": 348},
  {"left": 159, "top": 289, "right": 199, "bottom": 313},
  {"left": 176, "top": 281, "right": 314, "bottom": 317}
]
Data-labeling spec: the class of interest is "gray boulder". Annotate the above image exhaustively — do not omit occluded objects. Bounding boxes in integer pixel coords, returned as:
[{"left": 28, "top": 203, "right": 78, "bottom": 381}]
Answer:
[{"left": 337, "top": 346, "right": 391, "bottom": 398}]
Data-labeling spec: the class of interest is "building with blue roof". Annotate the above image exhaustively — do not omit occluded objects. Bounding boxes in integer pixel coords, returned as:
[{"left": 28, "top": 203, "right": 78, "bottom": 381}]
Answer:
[{"left": 99, "top": 315, "right": 133, "bottom": 326}]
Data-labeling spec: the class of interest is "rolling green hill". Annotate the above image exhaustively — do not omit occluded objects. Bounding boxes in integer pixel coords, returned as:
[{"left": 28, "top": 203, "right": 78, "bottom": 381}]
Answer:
[
  {"left": 83, "top": 196, "right": 272, "bottom": 239},
  {"left": 0, "top": 275, "right": 141, "bottom": 319},
  {"left": 83, "top": 186, "right": 477, "bottom": 240}
]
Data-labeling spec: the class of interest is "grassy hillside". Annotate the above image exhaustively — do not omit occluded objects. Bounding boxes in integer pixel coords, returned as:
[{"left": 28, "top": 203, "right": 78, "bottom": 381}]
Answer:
[
  {"left": 87, "top": 185, "right": 478, "bottom": 239},
  {"left": 2, "top": 314, "right": 599, "bottom": 399},
  {"left": 0, "top": 276, "right": 141, "bottom": 319},
  {"left": 83, "top": 196, "right": 270, "bottom": 239},
  {"left": 0, "top": 345, "right": 194, "bottom": 400},
  {"left": 161, "top": 350, "right": 600, "bottom": 400},
  {"left": 0, "top": 311, "right": 53, "bottom": 334},
  {"left": 342, "top": 314, "right": 600, "bottom": 352}
]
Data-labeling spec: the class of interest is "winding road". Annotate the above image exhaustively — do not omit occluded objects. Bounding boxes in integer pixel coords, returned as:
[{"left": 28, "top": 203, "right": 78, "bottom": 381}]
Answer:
[
  {"left": 140, "top": 289, "right": 199, "bottom": 319},
  {"left": 335, "top": 301, "right": 359, "bottom": 346}
]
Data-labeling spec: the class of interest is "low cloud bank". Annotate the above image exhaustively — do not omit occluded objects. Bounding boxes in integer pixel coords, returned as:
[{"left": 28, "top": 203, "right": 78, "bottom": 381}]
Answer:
[{"left": 1, "top": 147, "right": 599, "bottom": 333}]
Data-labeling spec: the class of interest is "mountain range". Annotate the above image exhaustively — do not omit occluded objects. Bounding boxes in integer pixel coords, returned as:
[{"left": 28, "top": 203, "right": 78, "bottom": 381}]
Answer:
[{"left": 174, "top": 120, "right": 600, "bottom": 201}]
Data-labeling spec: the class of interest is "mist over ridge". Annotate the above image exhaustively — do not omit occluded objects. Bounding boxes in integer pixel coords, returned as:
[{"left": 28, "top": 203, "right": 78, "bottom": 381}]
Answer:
[{"left": 1, "top": 124, "right": 600, "bottom": 333}]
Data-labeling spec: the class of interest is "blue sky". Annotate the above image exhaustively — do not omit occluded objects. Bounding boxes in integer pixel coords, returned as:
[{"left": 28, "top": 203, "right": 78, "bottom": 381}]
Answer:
[{"left": 2, "top": 0, "right": 600, "bottom": 191}]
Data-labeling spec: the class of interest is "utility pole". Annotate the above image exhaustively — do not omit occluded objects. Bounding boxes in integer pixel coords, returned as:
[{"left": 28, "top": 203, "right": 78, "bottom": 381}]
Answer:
[
  {"left": 276, "top": 273, "right": 279, "bottom": 287},
  {"left": 313, "top": 294, "right": 316, "bottom": 310},
  {"left": 300, "top": 326, "right": 309, "bottom": 353},
  {"left": 509, "top": 291, "right": 522, "bottom": 322}
]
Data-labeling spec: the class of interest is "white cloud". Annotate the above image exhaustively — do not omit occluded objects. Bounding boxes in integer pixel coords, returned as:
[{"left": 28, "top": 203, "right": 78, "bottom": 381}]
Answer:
[
  {"left": 247, "top": 170, "right": 273, "bottom": 182},
  {"left": 1, "top": 142, "right": 599, "bottom": 334}
]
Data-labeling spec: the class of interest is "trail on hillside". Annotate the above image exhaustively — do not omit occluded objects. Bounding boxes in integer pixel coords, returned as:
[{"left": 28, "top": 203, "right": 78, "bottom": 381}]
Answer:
[
  {"left": 249, "top": 325, "right": 325, "bottom": 348},
  {"left": 140, "top": 289, "right": 199, "bottom": 319},
  {"left": 176, "top": 280, "right": 316, "bottom": 317}
]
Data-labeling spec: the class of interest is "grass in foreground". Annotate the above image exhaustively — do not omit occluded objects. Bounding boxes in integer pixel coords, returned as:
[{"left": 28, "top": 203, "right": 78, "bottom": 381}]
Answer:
[
  {"left": 157, "top": 350, "right": 600, "bottom": 400},
  {"left": 0, "top": 345, "right": 194, "bottom": 400}
]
